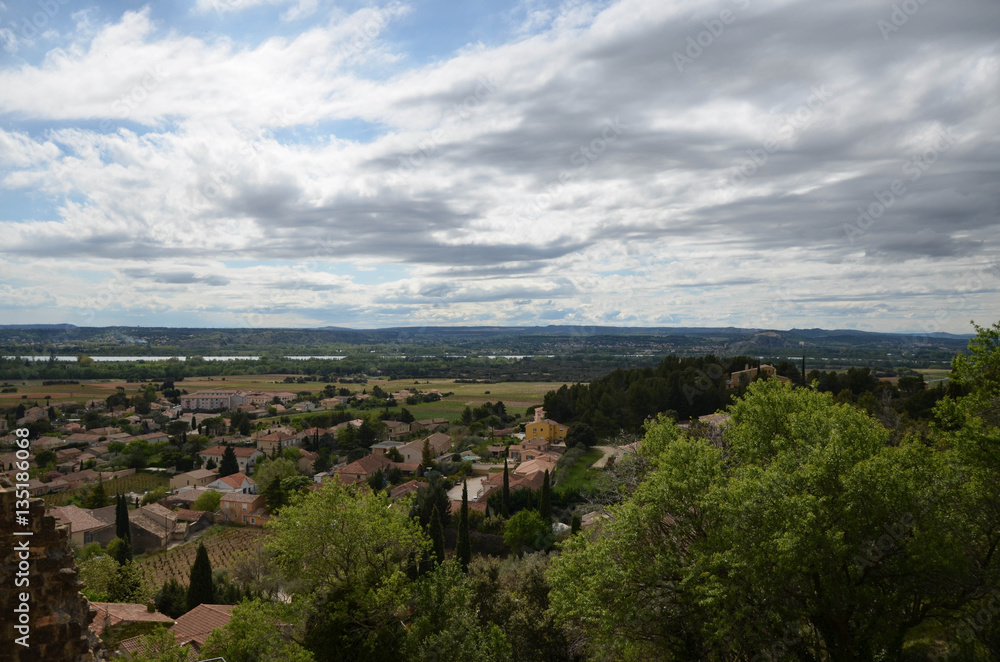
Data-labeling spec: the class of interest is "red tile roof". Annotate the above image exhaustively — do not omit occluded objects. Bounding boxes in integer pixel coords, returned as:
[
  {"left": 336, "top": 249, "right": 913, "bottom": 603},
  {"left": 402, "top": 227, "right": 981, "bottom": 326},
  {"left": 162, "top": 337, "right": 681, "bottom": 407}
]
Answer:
[
  {"left": 89, "top": 602, "right": 174, "bottom": 637},
  {"left": 170, "top": 604, "right": 234, "bottom": 647}
]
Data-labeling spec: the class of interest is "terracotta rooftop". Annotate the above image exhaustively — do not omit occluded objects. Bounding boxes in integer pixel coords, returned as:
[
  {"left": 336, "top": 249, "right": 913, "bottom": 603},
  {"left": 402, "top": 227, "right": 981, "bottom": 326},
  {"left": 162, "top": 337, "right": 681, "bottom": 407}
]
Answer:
[
  {"left": 173, "top": 508, "right": 209, "bottom": 521},
  {"left": 215, "top": 472, "right": 253, "bottom": 489},
  {"left": 220, "top": 492, "right": 261, "bottom": 503},
  {"left": 89, "top": 602, "right": 174, "bottom": 637},
  {"left": 201, "top": 445, "right": 260, "bottom": 457},
  {"left": 170, "top": 604, "right": 234, "bottom": 648},
  {"left": 49, "top": 505, "right": 109, "bottom": 534}
]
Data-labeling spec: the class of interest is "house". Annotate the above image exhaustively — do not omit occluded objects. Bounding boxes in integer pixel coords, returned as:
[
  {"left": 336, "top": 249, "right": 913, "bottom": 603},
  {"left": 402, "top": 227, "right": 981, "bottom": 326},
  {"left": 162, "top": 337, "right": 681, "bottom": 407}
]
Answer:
[
  {"left": 389, "top": 479, "right": 423, "bottom": 502},
  {"left": 256, "top": 432, "right": 298, "bottom": 456},
  {"left": 384, "top": 421, "right": 411, "bottom": 440},
  {"left": 333, "top": 454, "right": 392, "bottom": 486},
  {"left": 411, "top": 418, "right": 449, "bottom": 433},
  {"left": 370, "top": 440, "right": 404, "bottom": 457},
  {"left": 169, "top": 604, "right": 235, "bottom": 651},
  {"left": 34, "top": 436, "right": 67, "bottom": 450},
  {"left": 199, "top": 445, "right": 264, "bottom": 474},
  {"left": 180, "top": 390, "right": 247, "bottom": 411},
  {"left": 170, "top": 469, "right": 219, "bottom": 491},
  {"left": 487, "top": 445, "right": 508, "bottom": 459},
  {"left": 135, "top": 431, "right": 170, "bottom": 443},
  {"left": 219, "top": 493, "right": 267, "bottom": 526},
  {"left": 206, "top": 472, "right": 256, "bottom": 494},
  {"left": 725, "top": 363, "right": 792, "bottom": 389},
  {"left": 128, "top": 503, "right": 180, "bottom": 553},
  {"left": 296, "top": 449, "right": 319, "bottom": 474},
  {"left": 17, "top": 406, "right": 48, "bottom": 425},
  {"left": 524, "top": 408, "right": 568, "bottom": 444},
  {"left": 48, "top": 505, "right": 114, "bottom": 546},
  {"left": 508, "top": 439, "right": 549, "bottom": 462},
  {"left": 88, "top": 602, "right": 174, "bottom": 638},
  {"left": 162, "top": 487, "right": 214, "bottom": 510},
  {"left": 55, "top": 447, "right": 84, "bottom": 462},
  {"left": 398, "top": 433, "right": 452, "bottom": 465},
  {"left": 252, "top": 424, "right": 295, "bottom": 439},
  {"left": 173, "top": 509, "right": 212, "bottom": 533}
]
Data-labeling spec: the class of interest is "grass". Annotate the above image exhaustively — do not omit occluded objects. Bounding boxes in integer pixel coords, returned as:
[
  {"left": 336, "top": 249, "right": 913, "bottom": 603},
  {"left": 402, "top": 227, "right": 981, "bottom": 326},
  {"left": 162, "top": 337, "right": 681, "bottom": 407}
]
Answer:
[{"left": 554, "top": 447, "right": 605, "bottom": 495}]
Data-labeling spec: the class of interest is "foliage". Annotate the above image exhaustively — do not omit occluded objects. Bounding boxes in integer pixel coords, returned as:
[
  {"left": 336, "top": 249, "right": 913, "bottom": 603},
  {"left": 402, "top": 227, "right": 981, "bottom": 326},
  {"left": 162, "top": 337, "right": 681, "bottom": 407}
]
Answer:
[
  {"left": 402, "top": 561, "right": 513, "bottom": 662},
  {"left": 219, "top": 445, "right": 240, "bottom": 477},
  {"left": 79, "top": 554, "right": 119, "bottom": 598},
  {"left": 429, "top": 504, "right": 446, "bottom": 566},
  {"left": 538, "top": 469, "right": 552, "bottom": 521},
  {"left": 266, "top": 480, "right": 429, "bottom": 660},
  {"left": 107, "top": 535, "right": 133, "bottom": 566},
  {"left": 115, "top": 626, "right": 191, "bottom": 662},
  {"left": 457, "top": 480, "right": 471, "bottom": 571},
  {"left": 201, "top": 598, "right": 315, "bottom": 662},
  {"left": 107, "top": 561, "right": 148, "bottom": 603},
  {"left": 192, "top": 489, "right": 222, "bottom": 512},
  {"left": 503, "top": 510, "right": 551, "bottom": 556},
  {"left": 549, "top": 374, "right": 1000, "bottom": 660},
  {"left": 115, "top": 493, "right": 131, "bottom": 544},
  {"left": 141, "top": 487, "right": 167, "bottom": 506},
  {"left": 153, "top": 578, "right": 188, "bottom": 619},
  {"left": 187, "top": 542, "right": 215, "bottom": 610},
  {"left": 85, "top": 477, "right": 108, "bottom": 509},
  {"left": 564, "top": 422, "right": 597, "bottom": 448}
]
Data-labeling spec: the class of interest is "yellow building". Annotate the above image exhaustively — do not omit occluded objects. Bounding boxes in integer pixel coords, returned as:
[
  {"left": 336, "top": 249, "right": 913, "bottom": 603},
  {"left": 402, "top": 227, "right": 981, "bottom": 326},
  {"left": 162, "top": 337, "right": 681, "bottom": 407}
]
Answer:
[{"left": 525, "top": 408, "right": 567, "bottom": 443}]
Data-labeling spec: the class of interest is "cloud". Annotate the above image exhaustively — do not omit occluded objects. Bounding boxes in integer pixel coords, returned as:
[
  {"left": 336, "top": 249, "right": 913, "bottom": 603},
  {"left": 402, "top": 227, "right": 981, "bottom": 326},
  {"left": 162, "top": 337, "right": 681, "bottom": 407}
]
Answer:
[{"left": 0, "top": 0, "right": 998, "bottom": 331}]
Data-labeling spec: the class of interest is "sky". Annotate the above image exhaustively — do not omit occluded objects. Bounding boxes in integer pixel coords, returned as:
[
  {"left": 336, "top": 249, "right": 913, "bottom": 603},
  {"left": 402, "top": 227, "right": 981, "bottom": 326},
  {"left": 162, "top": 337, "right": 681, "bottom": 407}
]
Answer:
[{"left": 0, "top": 0, "right": 997, "bottom": 333}]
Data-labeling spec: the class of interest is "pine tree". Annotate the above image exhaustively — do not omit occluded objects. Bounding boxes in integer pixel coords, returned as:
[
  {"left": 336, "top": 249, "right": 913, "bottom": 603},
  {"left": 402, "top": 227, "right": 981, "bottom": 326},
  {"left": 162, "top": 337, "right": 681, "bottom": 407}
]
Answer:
[
  {"left": 429, "top": 504, "right": 445, "bottom": 566},
  {"left": 219, "top": 445, "right": 239, "bottom": 478},
  {"left": 539, "top": 469, "right": 552, "bottom": 521},
  {"left": 502, "top": 459, "right": 511, "bottom": 518},
  {"left": 456, "top": 480, "right": 471, "bottom": 571},
  {"left": 187, "top": 542, "right": 215, "bottom": 610}
]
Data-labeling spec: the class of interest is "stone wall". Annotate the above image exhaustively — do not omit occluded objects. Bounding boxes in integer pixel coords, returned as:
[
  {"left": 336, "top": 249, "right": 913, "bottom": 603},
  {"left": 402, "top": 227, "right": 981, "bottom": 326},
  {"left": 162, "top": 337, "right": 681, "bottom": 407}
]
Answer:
[{"left": 0, "top": 476, "right": 104, "bottom": 661}]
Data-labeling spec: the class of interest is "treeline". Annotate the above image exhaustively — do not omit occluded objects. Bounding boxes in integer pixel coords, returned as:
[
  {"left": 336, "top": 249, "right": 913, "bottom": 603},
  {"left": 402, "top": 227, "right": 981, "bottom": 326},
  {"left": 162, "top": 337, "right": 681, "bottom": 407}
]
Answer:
[
  {"left": 0, "top": 354, "right": 658, "bottom": 383},
  {"left": 542, "top": 355, "right": 800, "bottom": 435}
]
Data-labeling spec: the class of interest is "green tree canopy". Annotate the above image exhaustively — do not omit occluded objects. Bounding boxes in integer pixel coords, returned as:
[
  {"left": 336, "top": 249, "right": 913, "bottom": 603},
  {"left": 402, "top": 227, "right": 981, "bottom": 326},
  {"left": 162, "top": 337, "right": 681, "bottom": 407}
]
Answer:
[
  {"left": 550, "top": 377, "right": 996, "bottom": 661},
  {"left": 192, "top": 489, "right": 222, "bottom": 512},
  {"left": 201, "top": 598, "right": 314, "bottom": 662}
]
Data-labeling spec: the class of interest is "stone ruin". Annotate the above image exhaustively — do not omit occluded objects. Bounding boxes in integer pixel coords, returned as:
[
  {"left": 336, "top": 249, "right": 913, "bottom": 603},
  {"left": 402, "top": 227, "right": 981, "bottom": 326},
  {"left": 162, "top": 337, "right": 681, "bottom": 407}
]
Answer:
[{"left": 1, "top": 476, "right": 104, "bottom": 661}]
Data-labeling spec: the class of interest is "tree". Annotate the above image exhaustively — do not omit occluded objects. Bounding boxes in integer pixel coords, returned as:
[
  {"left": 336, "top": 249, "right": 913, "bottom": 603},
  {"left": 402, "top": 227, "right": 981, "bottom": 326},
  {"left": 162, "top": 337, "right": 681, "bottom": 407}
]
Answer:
[
  {"left": 421, "top": 438, "right": 435, "bottom": 469},
  {"left": 154, "top": 578, "right": 188, "bottom": 619},
  {"left": 115, "top": 493, "right": 131, "bottom": 544},
  {"left": 219, "top": 445, "right": 239, "bottom": 477},
  {"left": 78, "top": 554, "right": 119, "bottom": 599},
  {"left": 35, "top": 449, "right": 56, "bottom": 468},
  {"left": 502, "top": 459, "right": 510, "bottom": 518},
  {"left": 456, "top": 480, "right": 471, "bottom": 571},
  {"left": 265, "top": 480, "right": 429, "bottom": 659},
  {"left": 549, "top": 380, "right": 991, "bottom": 661},
  {"left": 85, "top": 476, "right": 108, "bottom": 509},
  {"left": 564, "top": 422, "right": 597, "bottom": 448},
  {"left": 503, "top": 510, "right": 549, "bottom": 556},
  {"left": 537, "top": 469, "right": 551, "bottom": 521},
  {"left": 107, "top": 535, "right": 133, "bottom": 566},
  {"left": 429, "top": 504, "right": 446, "bottom": 566},
  {"left": 399, "top": 407, "right": 415, "bottom": 424},
  {"left": 187, "top": 542, "right": 215, "bottom": 610},
  {"left": 201, "top": 598, "right": 314, "bottom": 662},
  {"left": 107, "top": 561, "right": 146, "bottom": 603},
  {"left": 192, "top": 489, "right": 222, "bottom": 512}
]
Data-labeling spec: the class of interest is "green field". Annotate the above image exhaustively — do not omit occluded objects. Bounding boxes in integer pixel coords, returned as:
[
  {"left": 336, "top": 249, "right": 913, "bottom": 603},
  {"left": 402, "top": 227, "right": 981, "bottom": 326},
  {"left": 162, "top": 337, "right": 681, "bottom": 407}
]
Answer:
[{"left": 554, "top": 447, "right": 605, "bottom": 495}]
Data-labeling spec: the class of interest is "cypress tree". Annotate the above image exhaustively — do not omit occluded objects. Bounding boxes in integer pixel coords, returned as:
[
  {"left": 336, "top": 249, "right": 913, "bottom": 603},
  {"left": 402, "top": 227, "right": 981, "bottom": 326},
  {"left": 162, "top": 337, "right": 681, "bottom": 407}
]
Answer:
[
  {"left": 456, "top": 480, "right": 471, "bottom": 571},
  {"left": 218, "top": 445, "right": 239, "bottom": 477},
  {"left": 429, "top": 504, "right": 445, "bottom": 566},
  {"left": 539, "top": 469, "right": 552, "bottom": 521},
  {"left": 115, "top": 493, "right": 131, "bottom": 545},
  {"left": 187, "top": 542, "right": 215, "bottom": 610},
  {"left": 571, "top": 512, "right": 582, "bottom": 534},
  {"left": 113, "top": 536, "right": 133, "bottom": 565},
  {"left": 502, "top": 459, "right": 510, "bottom": 518}
]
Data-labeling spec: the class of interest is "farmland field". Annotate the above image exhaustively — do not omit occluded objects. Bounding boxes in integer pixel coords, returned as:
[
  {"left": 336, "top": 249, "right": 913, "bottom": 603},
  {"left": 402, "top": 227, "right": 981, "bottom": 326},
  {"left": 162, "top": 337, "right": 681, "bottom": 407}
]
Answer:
[{"left": 137, "top": 525, "right": 266, "bottom": 588}]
